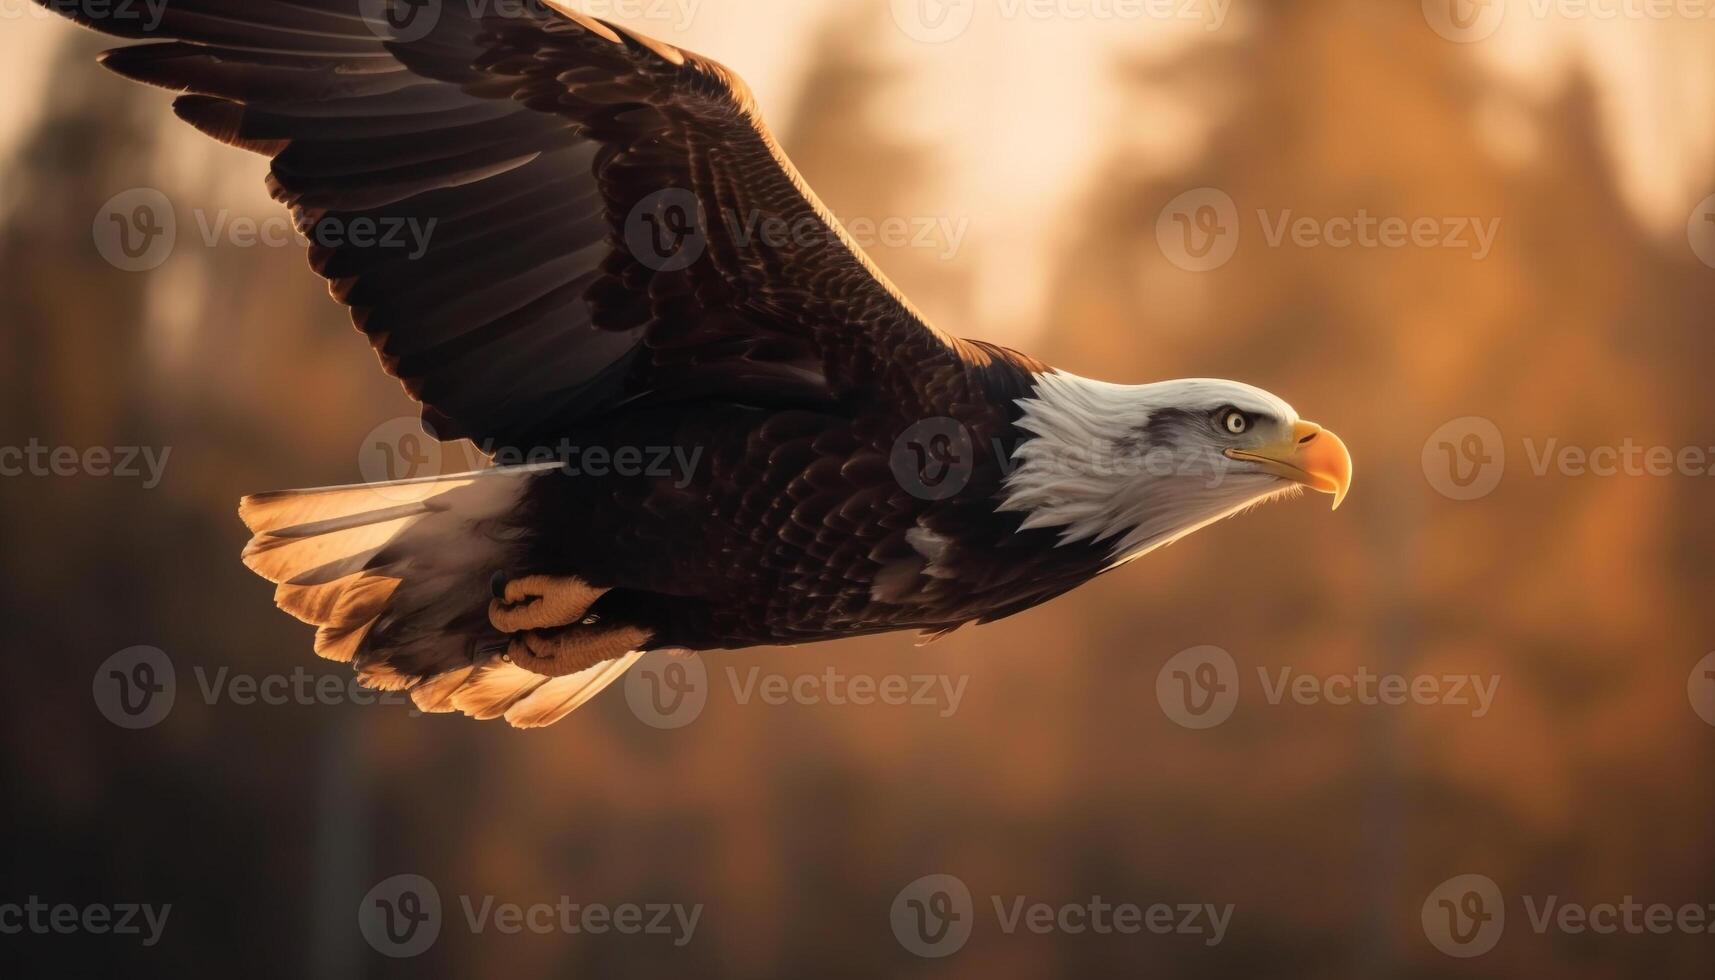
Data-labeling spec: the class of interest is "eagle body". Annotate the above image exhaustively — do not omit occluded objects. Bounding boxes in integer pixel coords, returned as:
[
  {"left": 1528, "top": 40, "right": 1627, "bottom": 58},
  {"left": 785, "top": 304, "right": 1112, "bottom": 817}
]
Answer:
[
  {"left": 44, "top": 0, "right": 1353, "bottom": 726},
  {"left": 512, "top": 350, "right": 1111, "bottom": 652}
]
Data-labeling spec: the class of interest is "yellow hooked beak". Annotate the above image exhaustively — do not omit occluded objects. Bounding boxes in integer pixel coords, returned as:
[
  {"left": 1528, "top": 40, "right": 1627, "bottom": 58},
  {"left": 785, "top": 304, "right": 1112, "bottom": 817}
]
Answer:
[{"left": 1223, "top": 420, "right": 1353, "bottom": 510}]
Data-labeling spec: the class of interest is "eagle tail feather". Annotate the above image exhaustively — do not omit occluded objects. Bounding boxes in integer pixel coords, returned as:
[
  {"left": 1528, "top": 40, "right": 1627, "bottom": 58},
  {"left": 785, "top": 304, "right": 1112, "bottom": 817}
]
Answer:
[{"left": 237, "top": 462, "right": 636, "bottom": 727}]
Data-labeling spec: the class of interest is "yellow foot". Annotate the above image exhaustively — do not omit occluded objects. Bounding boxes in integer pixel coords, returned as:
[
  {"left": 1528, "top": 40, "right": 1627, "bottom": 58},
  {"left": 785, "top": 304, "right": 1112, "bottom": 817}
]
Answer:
[
  {"left": 506, "top": 624, "right": 654, "bottom": 677},
  {"left": 488, "top": 574, "right": 607, "bottom": 634}
]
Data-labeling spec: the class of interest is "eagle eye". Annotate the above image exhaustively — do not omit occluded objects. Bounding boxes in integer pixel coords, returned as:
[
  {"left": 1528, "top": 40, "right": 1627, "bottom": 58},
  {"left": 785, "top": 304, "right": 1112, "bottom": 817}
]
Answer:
[{"left": 1220, "top": 409, "right": 1250, "bottom": 435}]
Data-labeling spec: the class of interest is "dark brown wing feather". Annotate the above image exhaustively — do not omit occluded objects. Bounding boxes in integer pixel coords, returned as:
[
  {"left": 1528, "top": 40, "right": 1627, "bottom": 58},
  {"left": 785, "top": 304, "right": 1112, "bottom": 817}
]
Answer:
[{"left": 56, "top": 0, "right": 976, "bottom": 447}]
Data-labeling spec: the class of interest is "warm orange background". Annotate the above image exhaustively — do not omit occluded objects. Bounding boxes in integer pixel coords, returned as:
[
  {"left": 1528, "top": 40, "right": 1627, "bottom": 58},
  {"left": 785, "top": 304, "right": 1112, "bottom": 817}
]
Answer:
[{"left": 2, "top": 1, "right": 1713, "bottom": 977}]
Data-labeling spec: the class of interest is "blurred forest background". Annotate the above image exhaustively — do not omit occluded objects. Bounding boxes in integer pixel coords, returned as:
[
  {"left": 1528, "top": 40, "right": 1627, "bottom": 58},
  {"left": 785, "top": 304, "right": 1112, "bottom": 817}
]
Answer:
[{"left": 2, "top": 0, "right": 1714, "bottom": 977}]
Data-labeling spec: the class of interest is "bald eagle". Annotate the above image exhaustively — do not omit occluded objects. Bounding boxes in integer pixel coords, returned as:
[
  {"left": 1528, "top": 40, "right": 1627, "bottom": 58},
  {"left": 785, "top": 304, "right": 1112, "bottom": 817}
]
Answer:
[{"left": 46, "top": 0, "right": 1352, "bottom": 727}]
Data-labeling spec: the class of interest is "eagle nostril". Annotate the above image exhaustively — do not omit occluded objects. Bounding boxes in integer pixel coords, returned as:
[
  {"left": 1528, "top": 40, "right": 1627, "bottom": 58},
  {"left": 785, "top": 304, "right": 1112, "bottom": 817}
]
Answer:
[{"left": 1298, "top": 431, "right": 1318, "bottom": 446}]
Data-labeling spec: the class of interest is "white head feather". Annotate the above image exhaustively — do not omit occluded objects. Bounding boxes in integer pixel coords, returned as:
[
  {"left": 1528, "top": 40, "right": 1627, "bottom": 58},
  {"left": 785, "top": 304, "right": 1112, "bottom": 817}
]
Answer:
[{"left": 998, "top": 371, "right": 1306, "bottom": 566}]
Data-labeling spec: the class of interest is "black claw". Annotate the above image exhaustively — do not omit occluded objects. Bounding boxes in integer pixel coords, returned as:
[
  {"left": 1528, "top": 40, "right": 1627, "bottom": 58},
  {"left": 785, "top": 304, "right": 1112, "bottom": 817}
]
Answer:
[{"left": 489, "top": 570, "right": 509, "bottom": 599}]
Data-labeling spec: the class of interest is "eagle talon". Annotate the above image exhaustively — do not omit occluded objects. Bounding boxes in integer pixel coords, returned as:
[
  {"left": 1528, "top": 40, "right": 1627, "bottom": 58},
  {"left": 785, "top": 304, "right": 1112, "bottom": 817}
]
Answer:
[
  {"left": 506, "top": 623, "right": 655, "bottom": 678},
  {"left": 487, "top": 574, "right": 609, "bottom": 634}
]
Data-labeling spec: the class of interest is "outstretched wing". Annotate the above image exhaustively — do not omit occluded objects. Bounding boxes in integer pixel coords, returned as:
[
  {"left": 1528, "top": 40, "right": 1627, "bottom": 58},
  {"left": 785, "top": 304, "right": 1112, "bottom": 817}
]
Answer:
[{"left": 51, "top": 0, "right": 980, "bottom": 447}]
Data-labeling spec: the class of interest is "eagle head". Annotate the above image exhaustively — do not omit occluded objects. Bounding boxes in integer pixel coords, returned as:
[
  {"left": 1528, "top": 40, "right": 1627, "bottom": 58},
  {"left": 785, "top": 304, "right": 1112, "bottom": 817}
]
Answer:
[{"left": 999, "top": 373, "right": 1353, "bottom": 564}]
